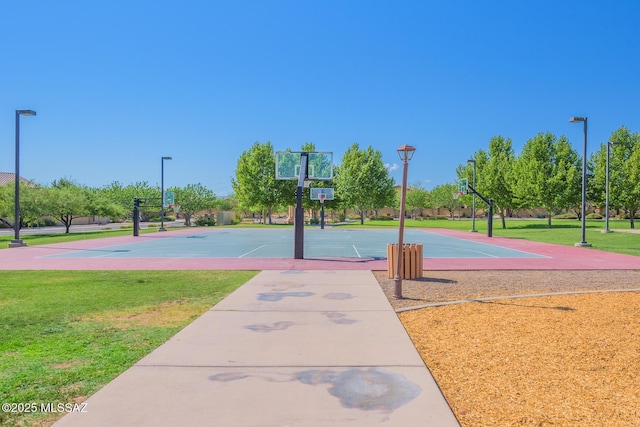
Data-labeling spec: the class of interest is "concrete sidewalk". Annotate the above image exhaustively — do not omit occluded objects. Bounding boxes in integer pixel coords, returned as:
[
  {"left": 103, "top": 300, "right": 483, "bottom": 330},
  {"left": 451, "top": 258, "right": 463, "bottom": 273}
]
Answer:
[{"left": 53, "top": 270, "right": 459, "bottom": 426}]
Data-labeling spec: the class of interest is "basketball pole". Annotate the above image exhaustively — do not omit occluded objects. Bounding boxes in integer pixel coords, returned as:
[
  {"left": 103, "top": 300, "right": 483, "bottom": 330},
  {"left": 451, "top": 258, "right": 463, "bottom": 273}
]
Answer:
[{"left": 294, "top": 153, "right": 309, "bottom": 259}]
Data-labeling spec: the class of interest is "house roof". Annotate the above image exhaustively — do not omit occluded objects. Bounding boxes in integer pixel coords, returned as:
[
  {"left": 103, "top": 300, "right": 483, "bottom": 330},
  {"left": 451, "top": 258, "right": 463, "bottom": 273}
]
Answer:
[{"left": 0, "top": 172, "right": 35, "bottom": 187}]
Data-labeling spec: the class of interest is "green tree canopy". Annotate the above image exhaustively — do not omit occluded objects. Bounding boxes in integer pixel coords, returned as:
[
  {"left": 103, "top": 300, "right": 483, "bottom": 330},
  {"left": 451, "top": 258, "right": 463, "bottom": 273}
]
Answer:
[
  {"left": 232, "top": 141, "right": 285, "bottom": 223},
  {"left": 430, "top": 183, "right": 460, "bottom": 219},
  {"left": 169, "top": 183, "right": 217, "bottom": 226},
  {"left": 46, "top": 179, "right": 91, "bottom": 233},
  {"left": 404, "top": 182, "right": 430, "bottom": 219},
  {"left": 334, "top": 143, "right": 396, "bottom": 224},
  {"left": 513, "top": 132, "right": 581, "bottom": 227},
  {"left": 0, "top": 182, "right": 47, "bottom": 230},
  {"left": 101, "top": 181, "right": 159, "bottom": 221},
  {"left": 604, "top": 126, "right": 640, "bottom": 228}
]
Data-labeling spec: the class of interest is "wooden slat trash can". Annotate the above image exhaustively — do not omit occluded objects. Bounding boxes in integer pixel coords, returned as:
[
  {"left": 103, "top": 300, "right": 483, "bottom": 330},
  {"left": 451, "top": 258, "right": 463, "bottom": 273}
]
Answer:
[{"left": 387, "top": 243, "right": 424, "bottom": 279}]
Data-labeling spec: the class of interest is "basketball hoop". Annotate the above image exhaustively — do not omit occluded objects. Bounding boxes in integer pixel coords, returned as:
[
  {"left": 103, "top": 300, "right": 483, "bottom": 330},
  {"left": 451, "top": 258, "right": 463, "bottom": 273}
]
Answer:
[
  {"left": 453, "top": 192, "right": 462, "bottom": 200},
  {"left": 319, "top": 194, "right": 326, "bottom": 204},
  {"left": 169, "top": 204, "right": 180, "bottom": 213}
]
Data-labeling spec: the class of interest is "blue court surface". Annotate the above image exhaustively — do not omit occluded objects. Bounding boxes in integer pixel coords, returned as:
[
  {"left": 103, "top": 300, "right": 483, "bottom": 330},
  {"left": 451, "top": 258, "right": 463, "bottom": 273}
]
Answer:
[{"left": 46, "top": 228, "right": 546, "bottom": 260}]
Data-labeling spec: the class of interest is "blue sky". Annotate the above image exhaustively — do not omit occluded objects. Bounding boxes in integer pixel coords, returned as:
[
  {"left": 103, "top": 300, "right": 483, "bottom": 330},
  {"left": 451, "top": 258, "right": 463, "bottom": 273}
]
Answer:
[{"left": 2, "top": 1, "right": 639, "bottom": 197}]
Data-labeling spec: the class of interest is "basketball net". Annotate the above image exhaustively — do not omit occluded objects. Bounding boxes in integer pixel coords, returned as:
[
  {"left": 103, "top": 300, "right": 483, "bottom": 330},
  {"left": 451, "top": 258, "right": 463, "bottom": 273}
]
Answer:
[{"left": 319, "top": 194, "right": 326, "bottom": 204}]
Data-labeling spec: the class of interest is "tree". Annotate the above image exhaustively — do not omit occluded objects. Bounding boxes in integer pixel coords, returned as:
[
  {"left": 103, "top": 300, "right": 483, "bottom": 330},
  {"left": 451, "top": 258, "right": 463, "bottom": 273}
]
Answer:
[
  {"left": 333, "top": 143, "right": 396, "bottom": 224},
  {"left": 0, "top": 182, "right": 47, "bottom": 230},
  {"left": 217, "top": 194, "right": 237, "bottom": 212},
  {"left": 467, "top": 136, "right": 518, "bottom": 229},
  {"left": 232, "top": 141, "right": 284, "bottom": 224},
  {"left": 169, "top": 183, "right": 217, "bottom": 226},
  {"left": 101, "top": 181, "right": 158, "bottom": 221},
  {"left": 430, "top": 183, "right": 461, "bottom": 219},
  {"left": 86, "top": 187, "right": 127, "bottom": 222},
  {"left": 601, "top": 126, "right": 640, "bottom": 228},
  {"left": 512, "top": 132, "right": 581, "bottom": 227},
  {"left": 46, "top": 179, "right": 91, "bottom": 233},
  {"left": 0, "top": 184, "right": 12, "bottom": 228},
  {"left": 404, "top": 182, "right": 430, "bottom": 219}
]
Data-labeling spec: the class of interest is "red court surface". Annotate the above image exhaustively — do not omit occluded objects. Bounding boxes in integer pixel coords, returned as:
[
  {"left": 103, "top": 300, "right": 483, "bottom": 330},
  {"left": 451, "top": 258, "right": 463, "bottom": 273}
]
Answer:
[{"left": 1, "top": 228, "right": 639, "bottom": 271}]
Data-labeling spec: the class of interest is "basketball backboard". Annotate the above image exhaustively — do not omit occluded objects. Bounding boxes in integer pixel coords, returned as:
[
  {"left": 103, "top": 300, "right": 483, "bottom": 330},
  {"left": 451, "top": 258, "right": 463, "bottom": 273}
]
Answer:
[
  {"left": 163, "top": 191, "right": 175, "bottom": 208},
  {"left": 310, "top": 187, "right": 335, "bottom": 201},
  {"left": 457, "top": 178, "right": 468, "bottom": 195},
  {"left": 276, "top": 151, "right": 333, "bottom": 180}
]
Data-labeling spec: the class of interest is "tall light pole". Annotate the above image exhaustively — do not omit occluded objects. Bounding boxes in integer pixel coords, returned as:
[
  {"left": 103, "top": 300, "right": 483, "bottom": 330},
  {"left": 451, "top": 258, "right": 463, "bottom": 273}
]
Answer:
[
  {"left": 394, "top": 144, "right": 416, "bottom": 299},
  {"left": 9, "top": 110, "right": 37, "bottom": 248},
  {"left": 603, "top": 141, "right": 620, "bottom": 233},
  {"left": 569, "top": 116, "right": 591, "bottom": 247},
  {"left": 467, "top": 158, "right": 477, "bottom": 232},
  {"left": 160, "top": 156, "right": 172, "bottom": 232}
]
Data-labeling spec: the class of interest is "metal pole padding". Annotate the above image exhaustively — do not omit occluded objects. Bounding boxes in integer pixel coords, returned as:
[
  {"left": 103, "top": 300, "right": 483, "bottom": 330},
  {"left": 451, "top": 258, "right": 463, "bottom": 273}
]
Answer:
[
  {"left": 133, "top": 198, "right": 140, "bottom": 237},
  {"left": 294, "top": 153, "right": 309, "bottom": 259}
]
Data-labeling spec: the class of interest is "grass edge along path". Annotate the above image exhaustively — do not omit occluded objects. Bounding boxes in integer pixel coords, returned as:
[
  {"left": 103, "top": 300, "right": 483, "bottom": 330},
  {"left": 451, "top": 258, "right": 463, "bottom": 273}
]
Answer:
[{"left": 0, "top": 270, "right": 256, "bottom": 427}]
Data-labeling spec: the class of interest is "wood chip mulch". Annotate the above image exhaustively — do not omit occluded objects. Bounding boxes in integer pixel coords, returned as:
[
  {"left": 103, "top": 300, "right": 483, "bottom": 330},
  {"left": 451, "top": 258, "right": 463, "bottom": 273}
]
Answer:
[{"left": 374, "top": 270, "right": 640, "bottom": 426}]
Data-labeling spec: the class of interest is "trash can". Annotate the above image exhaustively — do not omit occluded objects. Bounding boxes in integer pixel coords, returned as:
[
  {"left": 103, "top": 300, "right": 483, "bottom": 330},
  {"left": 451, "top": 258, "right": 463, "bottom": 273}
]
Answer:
[{"left": 387, "top": 243, "right": 423, "bottom": 279}]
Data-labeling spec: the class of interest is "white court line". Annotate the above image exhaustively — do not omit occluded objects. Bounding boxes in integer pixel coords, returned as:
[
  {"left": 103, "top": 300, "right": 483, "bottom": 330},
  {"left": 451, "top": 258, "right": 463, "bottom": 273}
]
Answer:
[
  {"left": 352, "top": 245, "right": 362, "bottom": 258},
  {"left": 238, "top": 245, "right": 266, "bottom": 258},
  {"left": 428, "top": 244, "right": 500, "bottom": 258}
]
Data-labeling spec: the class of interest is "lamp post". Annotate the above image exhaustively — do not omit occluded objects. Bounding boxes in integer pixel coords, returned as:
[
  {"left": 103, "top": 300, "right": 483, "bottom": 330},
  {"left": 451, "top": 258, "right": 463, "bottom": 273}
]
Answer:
[
  {"left": 603, "top": 141, "right": 620, "bottom": 233},
  {"left": 9, "top": 109, "right": 37, "bottom": 248},
  {"left": 569, "top": 116, "right": 591, "bottom": 247},
  {"left": 394, "top": 144, "right": 416, "bottom": 299},
  {"left": 160, "top": 156, "right": 172, "bottom": 232},
  {"left": 467, "top": 159, "right": 477, "bottom": 232}
]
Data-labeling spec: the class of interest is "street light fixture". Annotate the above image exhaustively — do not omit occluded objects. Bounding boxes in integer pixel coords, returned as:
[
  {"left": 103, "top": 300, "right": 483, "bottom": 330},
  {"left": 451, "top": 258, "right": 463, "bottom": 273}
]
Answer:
[
  {"left": 467, "top": 159, "right": 477, "bottom": 232},
  {"left": 569, "top": 116, "right": 591, "bottom": 247},
  {"left": 603, "top": 141, "right": 620, "bottom": 233},
  {"left": 394, "top": 144, "right": 416, "bottom": 299},
  {"left": 160, "top": 156, "right": 172, "bottom": 232},
  {"left": 9, "top": 109, "right": 37, "bottom": 248}
]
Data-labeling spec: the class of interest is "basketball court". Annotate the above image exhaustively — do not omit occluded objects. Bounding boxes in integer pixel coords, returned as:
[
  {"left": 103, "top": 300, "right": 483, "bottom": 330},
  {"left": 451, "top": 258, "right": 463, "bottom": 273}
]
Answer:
[{"left": 2, "top": 226, "right": 640, "bottom": 271}]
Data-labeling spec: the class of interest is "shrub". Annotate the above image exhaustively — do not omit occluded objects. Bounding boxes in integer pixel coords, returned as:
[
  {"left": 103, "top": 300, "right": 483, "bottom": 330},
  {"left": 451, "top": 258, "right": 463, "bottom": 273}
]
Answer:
[
  {"left": 553, "top": 213, "right": 578, "bottom": 220},
  {"left": 309, "top": 217, "right": 320, "bottom": 225},
  {"left": 615, "top": 212, "right": 640, "bottom": 219},
  {"left": 194, "top": 216, "right": 216, "bottom": 226},
  {"left": 586, "top": 213, "right": 603, "bottom": 220}
]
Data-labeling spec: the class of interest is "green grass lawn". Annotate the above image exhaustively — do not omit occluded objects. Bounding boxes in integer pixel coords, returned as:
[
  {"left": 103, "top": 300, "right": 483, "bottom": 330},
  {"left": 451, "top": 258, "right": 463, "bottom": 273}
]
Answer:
[
  {"left": 0, "top": 270, "right": 256, "bottom": 426},
  {"left": 0, "top": 227, "right": 161, "bottom": 248}
]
